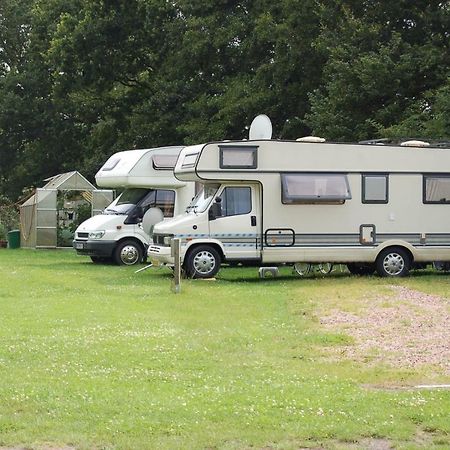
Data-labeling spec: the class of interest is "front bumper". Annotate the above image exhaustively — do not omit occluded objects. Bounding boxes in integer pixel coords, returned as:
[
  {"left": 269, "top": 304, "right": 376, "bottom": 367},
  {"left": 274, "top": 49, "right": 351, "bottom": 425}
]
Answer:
[
  {"left": 148, "top": 245, "right": 175, "bottom": 265},
  {"left": 73, "top": 239, "right": 116, "bottom": 257}
]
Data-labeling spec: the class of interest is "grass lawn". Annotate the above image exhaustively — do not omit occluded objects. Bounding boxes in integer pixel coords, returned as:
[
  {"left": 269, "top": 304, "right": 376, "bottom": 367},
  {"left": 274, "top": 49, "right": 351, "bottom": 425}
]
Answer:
[{"left": 0, "top": 249, "right": 449, "bottom": 449}]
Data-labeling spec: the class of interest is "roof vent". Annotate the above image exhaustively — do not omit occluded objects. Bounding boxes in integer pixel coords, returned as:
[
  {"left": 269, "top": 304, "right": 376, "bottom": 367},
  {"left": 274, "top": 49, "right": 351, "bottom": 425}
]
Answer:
[
  {"left": 400, "top": 140, "right": 430, "bottom": 147},
  {"left": 296, "top": 136, "right": 326, "bottom": 143}
]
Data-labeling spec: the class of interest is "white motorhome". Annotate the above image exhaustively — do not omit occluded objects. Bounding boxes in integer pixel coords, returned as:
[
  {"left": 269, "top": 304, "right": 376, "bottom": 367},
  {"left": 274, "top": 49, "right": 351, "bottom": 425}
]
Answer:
[
  {"left": 148, "top": 138, "right": 450, "bottom": 277},
  {"left": 73, "top": 146, "right": 195, "bottom": 265}
]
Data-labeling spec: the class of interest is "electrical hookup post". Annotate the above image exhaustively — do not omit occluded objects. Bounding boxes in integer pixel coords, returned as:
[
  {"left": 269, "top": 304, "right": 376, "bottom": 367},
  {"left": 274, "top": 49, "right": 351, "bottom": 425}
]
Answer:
[{"left": 171, "top": 238, "right": 181, "bottom": 294}]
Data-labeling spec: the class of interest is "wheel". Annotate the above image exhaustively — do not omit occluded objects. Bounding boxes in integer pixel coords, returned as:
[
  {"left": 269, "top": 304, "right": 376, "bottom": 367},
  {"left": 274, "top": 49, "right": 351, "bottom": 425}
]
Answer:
[
  {"left": 347, "top": 262, "right": 375, "bottom": 276},
  {"left": 90, "top": 256, "right": 111, "bottom": 264},
  {"left": 113, "top": 240, "right": 143, "bottom": 266},
  {"left": 184, "top": 245, "right": 221, "bottom": 278},
  {"left": 293, "top": 262, "right": 311, "bottom": 276},
  {"left": 376, "top": 248, "right": 410, "bottom": 277},
  {"left": 318, "top": 263, "right": 334, "bottom": 274}
]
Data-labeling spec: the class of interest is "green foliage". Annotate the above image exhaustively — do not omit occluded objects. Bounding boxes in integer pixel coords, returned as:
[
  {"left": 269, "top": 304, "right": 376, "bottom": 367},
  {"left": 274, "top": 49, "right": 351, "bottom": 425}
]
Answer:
[
  {"left": 305, "top": 1, "right": 450, "bottom": 141},
  {"left": 0, "top": 1, "right": 449, "bottom": 200},
  {"left": 0, "top": 195, "right": 19, "bottom": 237}
]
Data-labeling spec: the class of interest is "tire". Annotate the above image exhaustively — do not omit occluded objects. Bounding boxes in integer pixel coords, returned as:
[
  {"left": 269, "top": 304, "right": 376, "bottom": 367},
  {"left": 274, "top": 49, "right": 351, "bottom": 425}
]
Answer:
[
  {"left": 318, "top": 263, "right": 334, "bottom": 274},
  {"left": 113, "top": 240, "right": 143, "bottom": 266},
  {"left": 347, "top": 262, "right": 375, "bottom": 276},
  {"left": 184, "top": 245, "right": 221, "bottom": 279},
  {"left": 376, "top": 247, "right": 410, "bottom": 277},
  {"left": 90, "top": 256, "right": 111, "bottom": 264},
  {"left": 293, "top": 262, "right": 311, "bottom": 276}
]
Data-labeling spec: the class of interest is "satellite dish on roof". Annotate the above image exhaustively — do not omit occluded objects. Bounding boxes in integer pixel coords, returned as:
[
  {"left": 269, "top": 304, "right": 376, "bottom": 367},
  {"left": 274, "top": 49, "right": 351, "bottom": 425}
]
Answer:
[
  {"left": 249, "top": 114, "right": 272, "bottom": 140},
  {"left": 142, "top": 207, "right": 164, "bottom": 235}
]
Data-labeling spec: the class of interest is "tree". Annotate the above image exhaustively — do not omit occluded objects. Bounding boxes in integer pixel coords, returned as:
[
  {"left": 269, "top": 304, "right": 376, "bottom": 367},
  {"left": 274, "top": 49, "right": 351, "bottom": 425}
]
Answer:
[{"left": 305, "top": 1, "right": 450, "bottom": 141}]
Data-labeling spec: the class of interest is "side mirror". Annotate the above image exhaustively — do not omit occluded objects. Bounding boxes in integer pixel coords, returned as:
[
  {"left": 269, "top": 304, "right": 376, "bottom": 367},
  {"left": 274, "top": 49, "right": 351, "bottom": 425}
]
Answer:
[{"left": 208, "top": 199, "right": 222, "bottom": 221}]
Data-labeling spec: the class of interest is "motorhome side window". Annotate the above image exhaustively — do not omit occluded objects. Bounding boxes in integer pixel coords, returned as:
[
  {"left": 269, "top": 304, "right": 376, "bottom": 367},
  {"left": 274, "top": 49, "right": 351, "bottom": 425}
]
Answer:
[
  {"left": 423, "top": 175, "right": 450, "bottom": 203},
  {"left": 281, "top": 173, "right": 351, "bottom": 204},
  {"left": 152, "top": 155, "right": 178, "bottom": 170},
  {"left": 102, "top": 157, "right": 120, "bottom": 171},
  {"left": 141, "top": 189, "right": 175, "bottom": 217},
  {"left": 362, "top": 174, "right": 389, "bottom": 204},
  {"left": 219, "top": 146, "right": 257, "bottom": 169},
  {"left": 219, "top": 187, "right": 252, "bottom": 216}
]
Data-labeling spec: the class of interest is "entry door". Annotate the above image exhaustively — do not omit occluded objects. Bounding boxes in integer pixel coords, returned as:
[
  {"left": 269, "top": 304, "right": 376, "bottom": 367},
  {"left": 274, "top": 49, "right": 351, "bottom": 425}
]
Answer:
[
  {"left": 208, "top": 184, "right": 261, "bottom": 260},
  {"left": 36, "top": 188, "right": 57, "bottom": 248}
]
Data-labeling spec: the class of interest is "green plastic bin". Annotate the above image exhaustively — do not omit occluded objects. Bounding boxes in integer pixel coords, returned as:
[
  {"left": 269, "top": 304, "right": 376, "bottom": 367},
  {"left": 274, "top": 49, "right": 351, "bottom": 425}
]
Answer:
[{"left": 7, "top": 230, "right": 20, "bottom": 249}]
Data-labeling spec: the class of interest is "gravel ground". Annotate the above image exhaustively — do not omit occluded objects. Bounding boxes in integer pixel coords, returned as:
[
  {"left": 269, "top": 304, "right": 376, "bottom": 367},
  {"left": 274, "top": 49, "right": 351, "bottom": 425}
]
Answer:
[{"left": 320, "top": 285, "right": 450, "bottom": 374}]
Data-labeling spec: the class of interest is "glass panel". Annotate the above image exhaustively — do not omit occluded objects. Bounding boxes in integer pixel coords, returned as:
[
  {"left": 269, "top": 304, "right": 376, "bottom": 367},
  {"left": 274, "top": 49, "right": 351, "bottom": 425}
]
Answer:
[
  {"left": 281, "top": 173, "right": 351, "bottom": 203},
  {"left": 36, "top": 188, "right": 57, "bottom": 209},
  {"left": 221, "top": 187, "right": 251, "bottom": 216},
  {"left": 37, "top": 210, "right": 57, "bottom": 227},
  {"left": 152, "top": 154, "right": 178, "bottom": 169},
  {"left": 186, "top": 184, "right": 219, "bottom": 213},
  {"left": 36, "top": 228, "right": 57, "bottom": 247},
  {"left": 425, "top": 177, "right": 450, "bottom": 203},
  {"left": 92, "top": 190, "right": 115, "bottom": 215},
  {"left": 220, "top": 147, "right": 257, "bottom": 168},
  {"left": 105, "top": 188, "right": 150, "bottom": 215},
  {"left": 155, "top": 190, "right": 176, "bottom": 217},
  {"left": 363, "top": 175, "right": 387, "bottom": 202},
  {"left": 182, "top": 153, "right": 199, "bottom": 168}
]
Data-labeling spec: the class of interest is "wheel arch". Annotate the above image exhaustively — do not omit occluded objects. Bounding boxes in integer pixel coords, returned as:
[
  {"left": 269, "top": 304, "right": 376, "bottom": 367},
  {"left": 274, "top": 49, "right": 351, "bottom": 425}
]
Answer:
[
  {"left": 184, "top": 239, "right": 225, "bottom": 262},
  {"left": 116, "top": 236, "right": 147, "bottom": 253},
  {"left": 375, "top": 241, "right": 415, "bottom": 265}
]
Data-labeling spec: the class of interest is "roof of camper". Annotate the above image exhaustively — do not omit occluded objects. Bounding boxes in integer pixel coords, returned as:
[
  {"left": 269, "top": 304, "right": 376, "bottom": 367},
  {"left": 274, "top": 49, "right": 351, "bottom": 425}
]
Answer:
[
  {"left": 174, "top": 139, "right": 450, "bottom": 183},
  {"left": 95, "top": 145, "right": 186, "bottom": 188}
]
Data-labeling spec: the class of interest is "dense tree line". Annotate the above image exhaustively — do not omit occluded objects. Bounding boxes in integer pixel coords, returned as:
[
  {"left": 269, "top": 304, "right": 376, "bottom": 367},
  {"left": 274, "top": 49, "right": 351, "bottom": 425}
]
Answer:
[{"left": 0, "top": 0, "right": 448, "bottom": 201}]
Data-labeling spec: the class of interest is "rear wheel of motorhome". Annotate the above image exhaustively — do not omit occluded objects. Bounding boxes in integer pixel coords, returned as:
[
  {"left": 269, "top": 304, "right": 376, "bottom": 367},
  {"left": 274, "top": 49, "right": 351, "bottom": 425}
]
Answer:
[
  {"left": 184, "top": 245, "right": 221, "bottom": 279},
  {"left": 376, "top": 247, "right": 410, "bottom": 277},
  {"left": 318, "top": 263, "right": 334, "bottom": 274},
  {"left": 347, "top": 262, "right": 376, "bottom": 276},
  {"left": 293, "top": 262, "right": 312, "bottom": 276},
  {"left": 113, "top": 240, "right": 143, "bottom": 266}
]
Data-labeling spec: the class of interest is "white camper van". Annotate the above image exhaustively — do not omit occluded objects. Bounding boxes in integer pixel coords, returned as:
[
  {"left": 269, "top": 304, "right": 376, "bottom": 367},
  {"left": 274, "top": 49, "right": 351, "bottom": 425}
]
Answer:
[
  {"left": 73, "top": 146, "right": 195, "bottom": 265},
  {"left": 148, "top": 139, "right": 450, "bottom": 278}
]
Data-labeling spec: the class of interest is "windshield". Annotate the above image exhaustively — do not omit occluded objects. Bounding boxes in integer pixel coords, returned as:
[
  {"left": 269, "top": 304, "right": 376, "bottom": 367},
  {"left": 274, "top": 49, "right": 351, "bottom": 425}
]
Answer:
[
  {"left": 186, "top": 184, "right": 219, "bottom": 213},
  {"left": 104, "top": 188, "right": 151, "bottom": 215}
]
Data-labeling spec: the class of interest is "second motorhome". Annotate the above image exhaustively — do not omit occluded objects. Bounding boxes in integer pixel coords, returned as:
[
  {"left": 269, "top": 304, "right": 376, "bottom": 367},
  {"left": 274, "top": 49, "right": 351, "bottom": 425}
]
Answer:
[
  {"left": 73, "top": 146, "right": 195, "bottom": 265},
  {"left": 148, "top": 139, "right": 450, "bottom": 277}
]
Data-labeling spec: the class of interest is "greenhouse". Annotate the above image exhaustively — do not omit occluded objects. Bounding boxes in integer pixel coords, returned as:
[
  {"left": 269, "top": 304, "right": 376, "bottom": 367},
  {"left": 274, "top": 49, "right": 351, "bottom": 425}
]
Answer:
[{"left": 20, "top": 171, "right": 113, "bottom": 248}]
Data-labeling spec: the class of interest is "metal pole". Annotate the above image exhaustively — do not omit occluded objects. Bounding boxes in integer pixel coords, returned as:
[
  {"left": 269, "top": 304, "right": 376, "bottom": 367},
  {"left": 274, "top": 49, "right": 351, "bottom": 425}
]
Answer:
[{"left": 171, "top": 238, "right": 181, "bottom": 294}]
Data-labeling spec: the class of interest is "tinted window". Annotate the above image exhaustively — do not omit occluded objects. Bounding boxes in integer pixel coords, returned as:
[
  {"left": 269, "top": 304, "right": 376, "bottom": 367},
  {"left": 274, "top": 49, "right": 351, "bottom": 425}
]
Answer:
[
  {"left": 281, "top": 173, "right": 351, "bottom": 204},
  {"left": 362, "top": 174, "right": 388, "bottom": 203},
  {"left": 424, "top": 176, "right": 450, "bottom": 203},
  {"left": 220, "top": 146, "right": 257, "bottom": 169},
  {"left": 140, "top": 189, "right": 175, "bottom": 217}
]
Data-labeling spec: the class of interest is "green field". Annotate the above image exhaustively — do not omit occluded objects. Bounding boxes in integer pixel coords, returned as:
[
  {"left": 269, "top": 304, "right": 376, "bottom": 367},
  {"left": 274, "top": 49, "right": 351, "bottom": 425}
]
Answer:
[{"left": 0, "top": 249, "right": 449, "bottom": 449}]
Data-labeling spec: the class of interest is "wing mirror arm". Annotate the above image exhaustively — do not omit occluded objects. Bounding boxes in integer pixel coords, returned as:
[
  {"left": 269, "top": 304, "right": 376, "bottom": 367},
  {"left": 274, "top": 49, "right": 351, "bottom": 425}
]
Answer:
[{"left": 208, "top": 197, "right": 222, "bottom": 221}]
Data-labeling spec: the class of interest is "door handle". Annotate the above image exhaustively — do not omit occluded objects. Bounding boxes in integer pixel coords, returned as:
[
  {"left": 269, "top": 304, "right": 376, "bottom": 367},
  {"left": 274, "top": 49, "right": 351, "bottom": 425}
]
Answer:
[{"left": 251, "top": 215, "right": 256, "bottom": 226}]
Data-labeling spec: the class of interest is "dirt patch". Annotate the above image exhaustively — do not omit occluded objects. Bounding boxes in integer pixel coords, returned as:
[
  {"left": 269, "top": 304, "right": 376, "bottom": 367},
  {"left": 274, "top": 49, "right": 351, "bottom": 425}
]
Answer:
[{"left": 320, "top": 285, "right": 450, "bottom": 374}]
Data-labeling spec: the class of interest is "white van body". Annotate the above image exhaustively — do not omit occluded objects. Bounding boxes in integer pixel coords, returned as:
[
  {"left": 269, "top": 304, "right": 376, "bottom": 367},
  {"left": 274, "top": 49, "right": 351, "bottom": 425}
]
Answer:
[
  {"left": 148, "top": 139, "right": 450, "bottom": 277},
  {"left": 73, "top": 146, "right": 195, "bottom": 265}
]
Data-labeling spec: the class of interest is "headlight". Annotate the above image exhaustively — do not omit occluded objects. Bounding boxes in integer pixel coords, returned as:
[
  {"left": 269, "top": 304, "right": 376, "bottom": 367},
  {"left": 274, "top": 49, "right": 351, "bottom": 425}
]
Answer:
[{"left": 88, "top": 231, "right": 105, "bottom": 239}]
